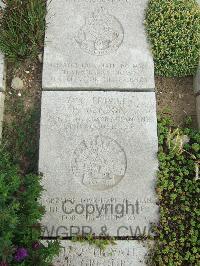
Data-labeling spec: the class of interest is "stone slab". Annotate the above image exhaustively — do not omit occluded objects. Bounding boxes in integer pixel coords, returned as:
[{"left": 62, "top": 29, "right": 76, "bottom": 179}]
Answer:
[
  {"left": 0, "top": 92, "right": 5, "bottom": 139},
  {"left": 0, "top": 53, "right": 4, "bottom": 91},
  {"left": 42, "top": 0, "right": 154, "bottom": 90},
  {"left": 194, "top": 64, "right": 200, "bottom": 94},
  {"left": 196, "top": 95, "right": 200, "bottom": 129},
  {"left": 42, "top": 240, "right": 149, "bottom": 266},
  {"left": 39, "top": 91, "right": 158, "bottom": 237}
]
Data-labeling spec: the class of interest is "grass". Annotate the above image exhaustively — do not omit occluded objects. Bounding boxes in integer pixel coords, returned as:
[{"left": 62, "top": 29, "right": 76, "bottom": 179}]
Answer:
[
  {"left": 3, "top": 96, "right": 41, "bottom": 174},
  {"left": 0, "top": 0, "right": 46, "bottom": 63},
  {"left": 72, "top": 235, "right": 116, "bottom": 251},
  {"left": 0, "top": 1, "right": 62, "bottom": 264}
]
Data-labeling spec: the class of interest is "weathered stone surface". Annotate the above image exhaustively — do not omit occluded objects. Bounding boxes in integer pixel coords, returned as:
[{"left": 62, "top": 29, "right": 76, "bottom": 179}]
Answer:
[
  {"left": 196, "top": 95, "right": 200, "bottom": 129},
  {"left": 42, "top": 0, "right": 154, "bottom": 90},
  {"left": 194, "top": 64, "right": 200, "bottom": 93},
  {"left": 39, "top": 91, "right": 158, "bottom": 237},
  {"left": 0, "top": 53, "right": 4, "bottom": 91},
  {"left": 43, "top": 240, "right": 149, "bottom": 266},
  {"left": 0, "top": 92, "right": 5, "bottom": 139}
]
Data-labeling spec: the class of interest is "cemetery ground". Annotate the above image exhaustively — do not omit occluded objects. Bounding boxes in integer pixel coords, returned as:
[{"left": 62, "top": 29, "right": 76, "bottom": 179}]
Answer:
[
  {"left": 3, "top": 61, "right": 197, "bottom": 173},
  {"left": 0, "top": 0, "right": 200, "bottom": 265},
  {"left": 1, "top": 58, "right": 199, "bottom": 266}
]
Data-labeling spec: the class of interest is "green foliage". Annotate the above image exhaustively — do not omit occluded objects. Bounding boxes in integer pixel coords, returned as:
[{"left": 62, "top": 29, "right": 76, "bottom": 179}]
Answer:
[
  {"left": 0, "top": 2, "right": 61, "bottom": 264},
  {"left": 145, "top": 0, "right": 200, "bottom": 77},
  {"left": 0, "top": 0, "right": 46, "bottom": 62},
  {"left": 72, "top": 235, "right": 116, "bottom": 251},
  {"left": 0, "top": 147, "right": 60, "bottom": 265},
  {"left": 149, "top": 117, "right": 200, "bottom": 265}
]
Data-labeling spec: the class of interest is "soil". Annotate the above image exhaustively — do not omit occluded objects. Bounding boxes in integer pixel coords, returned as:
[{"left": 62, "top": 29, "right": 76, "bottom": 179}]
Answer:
[
  {"left": 3, "top": 60, "right": 42, "bottom": 173},
  {"left": 3, "top": 61, "right": 42, "bottom": 136},
  {"left": 4, "top": 64, "right": 197, "bottom": 128},
  {"left": 5, "top": 60, "right": 42, "bottom": 111},
  {"left": 155, "top": 76, "right": 197, "bottom": 127}
]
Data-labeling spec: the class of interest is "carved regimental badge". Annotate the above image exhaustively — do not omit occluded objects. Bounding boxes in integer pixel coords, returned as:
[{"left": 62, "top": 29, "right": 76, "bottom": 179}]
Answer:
[
  {"left": 71, "top": 135, "right": 127, "bottom": 191},
  {"left": 75, "top": 7, "right": 124, "bottom": 56}
]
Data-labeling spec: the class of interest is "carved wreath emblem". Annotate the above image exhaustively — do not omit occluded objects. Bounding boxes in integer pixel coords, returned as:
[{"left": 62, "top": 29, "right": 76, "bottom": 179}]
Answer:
[
  {"left": 75, "top": 7, "right": 124, "bottom": 56},
  {"left": 71, "top": 135, "right": 127, "bottom": 191}
]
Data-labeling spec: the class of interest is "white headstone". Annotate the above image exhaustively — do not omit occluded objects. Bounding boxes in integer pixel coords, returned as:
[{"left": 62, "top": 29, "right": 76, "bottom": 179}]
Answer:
[
  {"left": 194, "top": 64, "right": 200, "bottom": 93},
  {"left": 42, "top": 0, "right": 154, "bottom": 90},
  {"left": 0, "top": 53, "right": 4, "bottom": 91},
  {"left": 39, "top": 91, "right": 158, "bottom": 237},
  {"left": 196, "top": 95, "right": 200, "bottom": 129},
  {"left": 0, "top": 92, "right": 5, "bottom": 138}
]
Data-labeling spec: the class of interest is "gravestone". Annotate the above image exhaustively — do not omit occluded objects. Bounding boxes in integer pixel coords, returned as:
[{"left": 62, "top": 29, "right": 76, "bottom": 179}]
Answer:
[
  {"left": 40, "top": 0, "right": 158, "bottom": 249},
  {"left": 39, "top": 91, "right": 158, "bottom": 237},
  {"left": 194, "top": 65, "right": 200, "bottom": 94},
  {"left": 0, "top": 53, "right": 4, "bottom": 91},
  {"left": 40, "top": 0, "right": 158, "bottom": 263},
  {"left": 42, "top": 240, "right": 150, "bottom": 266},
  {"left": 196, "top": 95, "right": 200, "bottom": 128},
  {"left": 42, "top": 0, "right": 154, "bottom": 90},
  {"left": 0, "top": 92, "right": 4, "bottom": 138}
]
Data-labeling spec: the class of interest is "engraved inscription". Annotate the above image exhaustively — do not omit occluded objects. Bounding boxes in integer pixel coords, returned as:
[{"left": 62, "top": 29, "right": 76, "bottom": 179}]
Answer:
[
  {"left": 45, "top": 62, "right": 148, "bottom": 87},
  {"left": 71, "top": 135, "right": 127, "bottom": 191},
  {"left": 49, "top": 242, "right": 147, "bottom": 266},
  {"left": 75, "top": 7, "right": 124, "bottom": 56}
]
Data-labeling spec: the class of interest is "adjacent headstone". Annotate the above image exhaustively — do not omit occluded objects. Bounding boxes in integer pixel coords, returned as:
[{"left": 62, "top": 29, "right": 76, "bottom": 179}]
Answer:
[
  {"left": 39, "top": 91, "right": 158, "bottom": 237},
  {"left": 42, "top": 240, "right": 149, "bottom": 266},
  {"left": 42, "top": 0, "right": 154, "bottom": 90},
  {"left": 196, "top": 95, "right": 200, "bottom": 129},
  {"left": 194, "top": 64, "right": 200, "bottom": 94},
  {"left": 0, "top": 92, "right": 5, "bottom": 138},
  {"left": 0, "top": 53, "right": 4, "bottom": 91}
]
